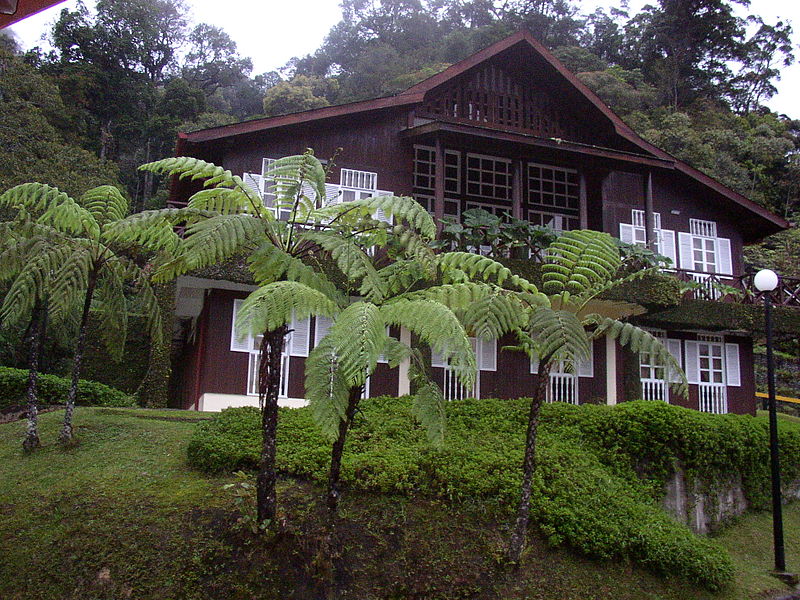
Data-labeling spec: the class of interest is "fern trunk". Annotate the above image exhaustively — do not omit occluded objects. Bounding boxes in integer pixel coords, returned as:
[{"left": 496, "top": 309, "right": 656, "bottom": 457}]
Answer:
[
  {"left": 59, "top": 271, "right": 97, "bottom": 444},
  {"left": 256, "top": 324, "right": 289, "bottom": 526},
  {"left": 507, "top": 361, "right": 552, "bottom": 563},
  {"left": 23, "top": 301, "right": 47, "bottom": 452},
  {"left": 326, "top": 387, "right": 361, "bottom": 514}
]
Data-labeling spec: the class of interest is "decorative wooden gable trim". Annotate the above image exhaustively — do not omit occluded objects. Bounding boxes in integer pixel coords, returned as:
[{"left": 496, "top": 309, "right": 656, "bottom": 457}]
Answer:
[{"left": 418, "top": 62, "right": 579, "bottom": 140}]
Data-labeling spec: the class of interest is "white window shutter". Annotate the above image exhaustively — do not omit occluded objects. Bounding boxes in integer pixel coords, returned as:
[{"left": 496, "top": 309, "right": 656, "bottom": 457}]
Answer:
[
  {"left": 261, "top": 157, "right": 276, "bottom": 176},
  {"left": 619, "top": 223, "right": 635, "bottom": 244},
  {"left": 716, "top": 238, "right": 733, "bottom": 275},
  {"left": 314, "top": 316, "right": 333, "bottom": 347},
  {"left": 678, "top": 232, "right": 694, "bottom": 270},
  {"left": 577, "top": 343, "right": 593, "bottom": 378},
  {"left": 725, "top": 343, "right": 741, "bottom": 387},
  {"left": 684, "top": 341, "right": 700, "bottom": 384},
  {"left": 230, "top": 299, "right": 251, "bottom": 352},
  {"left": 666, "top": 338, "right": 682, "bottom": 382},
  {"left": 324, "top": 183, "right": 342, "bottom": 206},
  {"left": 242, "top": 173, "right": 264, "bottom": 199},
  {"left": 479, "top": 338, "right": 497, "bottom": 371},
  {"left": 289, "top": 316, "right": 311, "bottom": 357},
  {"left": 660, "top": 230, "right": 677, "bottom": 268},
  {"left": 530, "top": 351, "right": 539, "bottom": 374}
]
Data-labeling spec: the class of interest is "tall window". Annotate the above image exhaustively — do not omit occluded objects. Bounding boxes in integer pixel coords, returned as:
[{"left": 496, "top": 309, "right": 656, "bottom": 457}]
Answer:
[
  {"left": 619, "top": 210, "right": 677, "bottom": 268},
  {"left": 685, "top": 334, "right": 741, "bottom": 415},
  {"left": 413, "top": 146, "right": 461, "bottom": 215},
  {"left": 678, "top": 218, "right": 732, "bottom": 276},
  {"left": 231, "top": 300, "right": 310, "bottom": 398},
  {"left": 431, "top": 337, "right": 497, "bottom": 400},
  {"left": 466, "top": 153, "right": 512, "bottom": 201}
]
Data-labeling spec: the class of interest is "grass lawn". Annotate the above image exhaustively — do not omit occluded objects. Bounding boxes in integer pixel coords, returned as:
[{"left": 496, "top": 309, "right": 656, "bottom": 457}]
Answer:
[{"left": 1, "top": 406, "right": 799, "bottom": 599}]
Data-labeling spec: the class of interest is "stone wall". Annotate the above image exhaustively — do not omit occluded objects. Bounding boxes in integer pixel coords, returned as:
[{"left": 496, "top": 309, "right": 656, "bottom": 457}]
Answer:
[{"left": 663, "top": 463, "right": 800, "bottom": 534}]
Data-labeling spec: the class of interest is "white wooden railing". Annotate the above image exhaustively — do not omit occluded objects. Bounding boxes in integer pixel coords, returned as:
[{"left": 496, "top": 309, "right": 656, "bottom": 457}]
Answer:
[
  {"left": 642, "top": 379, "right": 668, "bottom": 402},
  {"left": 443, "top": 368, "right": 478, "bottom": 401},
  {"left": 547, "top": 373, "right": 578, "bottom": 404},
  {"left": 699, "top": 383, "right": 727, "bottom": 414}
]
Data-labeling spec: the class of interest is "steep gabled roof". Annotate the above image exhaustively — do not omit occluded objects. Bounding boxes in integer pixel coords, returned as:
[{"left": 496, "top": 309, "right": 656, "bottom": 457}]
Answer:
[{"left": 180, "top": 30, "right": 789, "bottom": 235}]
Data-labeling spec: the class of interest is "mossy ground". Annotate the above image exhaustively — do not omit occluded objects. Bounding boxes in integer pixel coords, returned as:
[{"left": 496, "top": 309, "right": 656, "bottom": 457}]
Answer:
[{"left": 0, "top": 407, "right": 798, "bottom": 599}]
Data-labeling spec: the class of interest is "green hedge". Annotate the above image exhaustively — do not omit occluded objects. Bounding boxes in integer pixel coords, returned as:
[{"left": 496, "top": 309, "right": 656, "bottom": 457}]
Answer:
[
  {"left": 184, "top": 398, "right": 800, "bottom": 590},
  {"left": 0, "top": 366, "right": 135, "bottom": 411}
]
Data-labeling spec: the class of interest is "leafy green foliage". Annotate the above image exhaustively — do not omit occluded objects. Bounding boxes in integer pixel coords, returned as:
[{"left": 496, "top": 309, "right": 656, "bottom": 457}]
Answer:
[
  {"left": 184, "top": 397, "right": 800, "bottom": 590},
  {"left": 0, "top": 366, "right": 134, "bottom": 411}
]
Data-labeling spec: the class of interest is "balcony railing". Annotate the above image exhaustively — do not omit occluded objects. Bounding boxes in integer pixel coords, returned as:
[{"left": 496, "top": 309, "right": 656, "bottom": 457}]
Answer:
[{"left": 672, "top": 270, "right": 800, "bottom": 308}]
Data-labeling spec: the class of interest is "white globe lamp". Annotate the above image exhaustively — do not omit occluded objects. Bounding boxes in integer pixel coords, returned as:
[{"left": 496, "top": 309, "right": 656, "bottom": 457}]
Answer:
[{"left": 754, "top": 269, "right": 779, "bottom": 292}]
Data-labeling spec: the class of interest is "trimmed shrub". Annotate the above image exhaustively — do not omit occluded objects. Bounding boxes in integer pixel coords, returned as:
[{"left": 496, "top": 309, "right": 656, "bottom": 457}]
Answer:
[
  {"left": 0, "top": 366, "right": 134, "bottom": 411},
  {"left": 184, "top": 397, "right": 795, "bottom": 590}
]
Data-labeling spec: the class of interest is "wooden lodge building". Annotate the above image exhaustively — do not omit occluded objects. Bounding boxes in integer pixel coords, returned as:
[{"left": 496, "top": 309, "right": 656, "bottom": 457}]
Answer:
[{"left": 169, "top": 31, "right": 792, "bottom": 415}]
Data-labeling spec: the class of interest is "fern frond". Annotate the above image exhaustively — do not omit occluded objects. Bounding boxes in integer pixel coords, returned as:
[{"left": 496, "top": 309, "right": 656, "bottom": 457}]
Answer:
[
  {"left": 305, "top": 335, "right": 350, "bottom": 441},
  {"left": 408, "top": 348, "right": 446, "bottom": 445},
  {"left": 93, "top": 263, "right": 128, "bottom": 361},
  {"left": 154, "top": 214, "right": 266, "bottom": 282},
  {"left": 364, "top": 260, "right": 428, "bottom": 299},
  {"left": 236, "top": 281, "right": 338, "bottom": 341},
  {"left": 103, "top": 208, "right": 214, "bottom": 253},
  {"left": 318, "top": 301, "right": 386, "bottom": 386},
  {"left": 48, "top": 245, "right": 94, "bottom": 322},
  {"left": 528, "top": 308, "right": 590, "bottom": 365},
  {"left": 585, "top": 314, "right": 687, "bottom": 397},
  {"left": 81, "top": 185, "right": 129, "bottom": 226},
  {"left": 140, "top": 157, "right": 237, "bottom": 187},
  {"left": 463, "top": 292, "right": 528, "bottom": 340},
  {"left": 542, "top": 230, "right": 621, "bottom": 301},
  {"left": 380, "top": 299, "right": 476, "bottom": 388},
  {"left": 186, "top": 188, "right": 255, "bottom": 215},
  {"left": 403, "top": 282, "right": 493, "bottom": 311},
  {"left": 248, "top": 244, "right": 343, "bottom": 304},
  {"left": 316, "top": 194, "right": 436, "bottom": 240},
  {"left": 437, "top": 252, "right": 518, "bottom": 288},
  {"left": 266, "top": 152, "right": 327, "bottom": 215},
  {"left": 0, "top": 244, "right": 75, "bottom": 326},
  {"left": 300, "top": 230, "right": 387, "bottom": 302}
]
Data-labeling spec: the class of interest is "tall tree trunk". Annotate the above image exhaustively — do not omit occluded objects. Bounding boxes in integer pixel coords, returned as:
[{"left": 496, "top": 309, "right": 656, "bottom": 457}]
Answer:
[
  {"left": 59, "top": 272, "right": 97, "bottom": 445},
  {"left": 507, "top": 361, "right": 552, "bottom": 563},
  {"left": 256, "top": 324, "right": 289, "bottom": 525},
  {"left": 326, "top": 386, "right": 361, "bottom": 514},
  {"left": 23, "top": 301, "right": 47, "bottom": 452}
]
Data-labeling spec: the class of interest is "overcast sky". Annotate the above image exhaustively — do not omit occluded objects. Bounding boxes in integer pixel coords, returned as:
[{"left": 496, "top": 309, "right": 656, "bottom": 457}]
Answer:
[{"left": 7, "top": 0, "right": 800, "bottom": 117}]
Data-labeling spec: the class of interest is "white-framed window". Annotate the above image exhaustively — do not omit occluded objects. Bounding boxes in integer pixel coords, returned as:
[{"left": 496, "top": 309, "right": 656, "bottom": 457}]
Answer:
[
  {"left": 231, "top": 299, "right": 310, "bottom": 398},
  {"left": 413, "top": 146, "right": 461, "bottom": 195},
  {"left": 638, "top": 330, "right": 682, "bottom": 402},
  {"left": 466, "top": 153, "right": 512, "bottom": 200},
  {"left": 529, "top": 210, "right": 579, "bottom": 233},
  {"left": 619, "top": 209, "right": 677, "bottom": 268},
  {"left": 530, "top": 344, "right": 593, "bottom": 405},
  {"left": 431, "top": 337, "right": 496, "bottom": 400},
  {"left": 678, "top": 219, "right": 733, "bottom": 276},
  {"left": 527, "top": 163, "right": 579, "bottom": 214},
  {"left": 684, "top": 335, "right": 741, "bottom": 414}
]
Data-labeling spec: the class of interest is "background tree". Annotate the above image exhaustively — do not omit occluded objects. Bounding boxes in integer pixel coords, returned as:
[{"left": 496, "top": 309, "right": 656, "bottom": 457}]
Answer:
[{"left": 0, "top": 183, "right": 163, "bottom": 444}]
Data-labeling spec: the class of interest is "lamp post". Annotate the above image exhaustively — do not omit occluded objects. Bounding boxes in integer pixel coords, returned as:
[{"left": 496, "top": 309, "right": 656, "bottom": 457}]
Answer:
[{"left": 754, "top": 268, "right": 786, "bottom": 574}]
